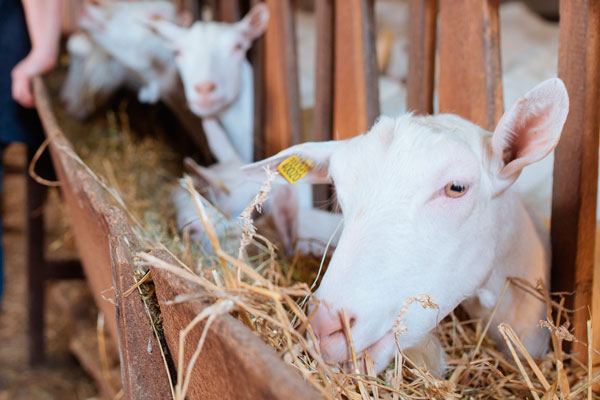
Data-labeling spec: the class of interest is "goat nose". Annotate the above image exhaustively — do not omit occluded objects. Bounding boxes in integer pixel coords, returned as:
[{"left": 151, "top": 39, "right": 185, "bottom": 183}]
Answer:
[
  {"left": 311, "top": 302, "right": 356, "bottom": 342},
  {"left": 194, "top": 82, "right": 217, "bottom": 95}
]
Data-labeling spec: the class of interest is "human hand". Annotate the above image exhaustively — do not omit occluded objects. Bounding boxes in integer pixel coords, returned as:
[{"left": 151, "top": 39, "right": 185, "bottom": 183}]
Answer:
[{"left": 11, "top": 50, "right": 57, "bottom": 108}]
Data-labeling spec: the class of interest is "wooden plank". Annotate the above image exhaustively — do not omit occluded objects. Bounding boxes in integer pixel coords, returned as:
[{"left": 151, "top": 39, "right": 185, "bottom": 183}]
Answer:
[
  {"left": 407, "top": 0, "right": 438, "bottom": 115},
  {"left": 332, "top": 0, "right": 379, "bottom": 139},
  {"left": 217, "top": 0, "right": 241, "bottom": 22},
  {"left": 150, "top": 251, "right": 322, "bottom": 400},
  {"left": 251, "top": 0, "right": 266, "bottom": 160},
  {"left": 262, "top": 0, "right": 302, "bottom": 156},
  {"left": 27, "top": 166, "right": 46, "bottom": 366},
  {"left": 437, "top": 0, "right": 503, "bottom": 131},
  {"left": 313, "top": 0, "right": 334, "bottom": 206},
  {"left": 551, "top": 0, "right": 600, "bottom": 363},
  {"left": 33, "top": 77, "right": 173, "bottom": 399}
]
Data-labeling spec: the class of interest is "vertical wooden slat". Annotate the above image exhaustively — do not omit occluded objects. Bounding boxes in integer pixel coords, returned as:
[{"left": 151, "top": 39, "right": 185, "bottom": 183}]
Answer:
[
  {"left": 551, "top": 0, "right": 600, "bottom": 363},
  {"left": 313, "top": 0, "right": 334, "bottom": 206},
  {"left": 332, "top": 0, "right": 379, "bottom": 139},
  {"left": 27, "top": 160, "right": 46, "bottom": 366},
  {"left": 314, "top": 0, "right": 334, "bottom": 143},
  {"left": 407, "top": 0, "right": 438, "bottom": 115},
  {"left": 217, "top": 0, "right": 241, "bottom": 23},
  {"left": 261, "top": 0, "right": 302, "bottom": 156},
  {"left": 250, "top": 0, "right": 266, "bottom": 160},
  {"left": 437, "top": 0, "right": 503, "bottom": 131}
]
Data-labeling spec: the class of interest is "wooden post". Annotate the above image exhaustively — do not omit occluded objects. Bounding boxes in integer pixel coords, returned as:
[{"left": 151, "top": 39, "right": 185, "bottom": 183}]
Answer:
[
  {"left": 250, "top": 0, "right": 266, "bottom": 161},
  {"left": 313, "top": 0, "right": 334, "bottom": 206},
  {"left": 217, "top": 0, "right": 241, "bottom": 23},
  {"left": 261, "top": 0, "right": 302, "bottom": 156},
  {"left": 551, "top": 0, "right": 600, "bottom": 363},
  {"left": 407, "top": 0, "right": 438, "bottom": 115},
  {"left": 332, "top": 0, "right": 379, "bottom": 139},
  {"left": 437, "top": 0, "right": 503, "bottom": 131},
  {"left": 26, "top": 158, "right": 46, "bottom": 366}
]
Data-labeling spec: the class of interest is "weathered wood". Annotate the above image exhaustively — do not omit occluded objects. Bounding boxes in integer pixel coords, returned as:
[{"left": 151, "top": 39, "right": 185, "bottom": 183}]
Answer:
[
  {"left": 150, "top": 252, "right": 322, "bottom": 400},
  {"left": 261, "top": 0, "right": 302, "bottom": 156},
  {"left": 333, "top": 0, "right": 379, "bottom": 139},
  {"left": 33, "top": 76, "right": 173, "bottom": 399},
  {"left": 313, "top": 0, "right": 334, "bottom": 205},
  {"left": 551, "top": 0, "right": 600, "bottom": 363},
  {"left": 407, "top": 0, "right": 438, "bottom": 115},
  {"left": 437, "top": 0, "right": 503, "bottom": 130}
]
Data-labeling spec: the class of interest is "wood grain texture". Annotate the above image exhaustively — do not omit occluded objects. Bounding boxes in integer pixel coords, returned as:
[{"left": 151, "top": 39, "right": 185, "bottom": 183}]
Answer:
[
  {"left": 262, "top": 0, "right": 302, "bottom": 156},
  {"left": 333, "top": 0, "right": 379, "bottom": 139},
  {"left": 150, "top": 252, "right": 322, "bottom": 400},
  {"left": 551, "top": 0, "right": 600, "bottom": 363},
  {"left": 407, "top": 0, "right": 438, "bottom": 115},
  {"left": 34, "top": 77, "right": 173, "bottom": 399},
  {"left": 437, "top": 0, "right": 503, "bottom": 130}
]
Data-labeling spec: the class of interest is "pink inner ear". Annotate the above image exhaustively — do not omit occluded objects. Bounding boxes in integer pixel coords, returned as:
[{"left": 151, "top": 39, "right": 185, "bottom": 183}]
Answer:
[
  {"left": 496, "top": 99, "right": 564, "bottom": 179},
  {"left": 502, "top": 103, "right": 554, "bottom": 165}
]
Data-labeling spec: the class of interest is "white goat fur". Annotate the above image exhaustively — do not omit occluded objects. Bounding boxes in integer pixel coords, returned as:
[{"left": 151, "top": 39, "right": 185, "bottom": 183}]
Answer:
[
  {"left": 79, "top": 1, "right": 179, "bottom": 105},
  {"left": 244, "top": 79, "right": 569, "bottom": 375},
  {"left": 150, "top": 4, "right": 270, "bottom": 163},
  {"left": 61, "top": 33, "right": 133, "bottom": 119}
]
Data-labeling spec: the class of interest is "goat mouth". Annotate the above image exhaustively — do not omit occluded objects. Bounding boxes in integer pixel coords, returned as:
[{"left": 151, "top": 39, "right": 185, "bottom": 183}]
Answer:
[{"left": 191, "top": 98, "right": 226, "bottom": 115}]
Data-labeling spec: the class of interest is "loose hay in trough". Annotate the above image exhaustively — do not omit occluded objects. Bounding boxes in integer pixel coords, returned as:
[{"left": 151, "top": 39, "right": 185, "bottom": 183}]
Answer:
[{"left": 45, "top": 74, "right": 599, "bottom": 399}]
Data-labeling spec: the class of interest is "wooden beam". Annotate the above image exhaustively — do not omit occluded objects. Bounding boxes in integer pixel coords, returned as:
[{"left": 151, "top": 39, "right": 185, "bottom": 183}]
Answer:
[
  {"left": 407, "top": 0, "right": 438, "bottom": 115},
  {"left": 250, "top": 0, "right": 266, "bottom": 160},
  {"left": 217, "top": 0, "right": 241, "bottom": 23},
  {"left": 261, "top": 0, "right": 302, "bottom": 156},
  {"left": 551, "top": 0, "right": 600, "bottom": 363},
  {"left": 437, "top": 0, "right": 503, "bottom": 130},
  {"left": 313, "top": 0, "right": 334, "bottom": 206},
  {"left": 34, "top": 77, "right": 174, "bottom": 399},
  {"left": 332, "top": 0, "right": 379, "bottom": 139},
  {"left": 314, "top": 0, "right": 334, "bottom": 143},
  {"left": 150, "top": 252, "right": 322, "bottom": 400}
]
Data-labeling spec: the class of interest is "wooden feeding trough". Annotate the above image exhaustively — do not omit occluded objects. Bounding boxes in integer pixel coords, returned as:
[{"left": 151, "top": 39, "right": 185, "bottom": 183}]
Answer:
[{"left": 32, "top": 0, "right": 600, "bottom": 398}]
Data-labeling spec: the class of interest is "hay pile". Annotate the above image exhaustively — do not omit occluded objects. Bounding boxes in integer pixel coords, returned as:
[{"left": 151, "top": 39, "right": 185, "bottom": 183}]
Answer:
[{"left": 47, "top": 78, "right": 598, "bottom": 399}]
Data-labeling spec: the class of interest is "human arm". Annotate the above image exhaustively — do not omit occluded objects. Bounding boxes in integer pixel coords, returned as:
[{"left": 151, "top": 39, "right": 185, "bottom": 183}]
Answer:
[{"left": 11, "top": 0, "right": 62, "bottom": 108}]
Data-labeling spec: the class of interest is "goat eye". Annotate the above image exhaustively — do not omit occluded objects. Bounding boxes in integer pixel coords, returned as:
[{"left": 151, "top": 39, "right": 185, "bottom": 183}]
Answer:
[
  {"left": 233, "top": 42, "right": 245, "bottom": 52},
  {"left": 444, "top": 182, "right": 468, "bottom": 198}
]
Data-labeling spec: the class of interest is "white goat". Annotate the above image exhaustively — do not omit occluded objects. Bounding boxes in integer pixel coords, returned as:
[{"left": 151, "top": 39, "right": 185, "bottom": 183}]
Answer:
[
  {"left": 60, "top": 32, "right": 133, "bottom": 119},
  {"left": 174, "top": 151, "right": 341, "bottom": 257},
  {"left": 150, "top": 4, "right": 270, "bottom": 163},
  {"left": 244, "top": 78, "right": 569, "bottom": 375},
  {"left": 79, "top": 0, "right": 179, "bottom": 104}
]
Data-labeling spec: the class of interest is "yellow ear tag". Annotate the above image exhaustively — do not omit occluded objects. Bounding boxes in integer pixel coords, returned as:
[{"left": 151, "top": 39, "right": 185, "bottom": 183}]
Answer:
[{"left": 278, "top": 155, "right": 315, "bottom": 184}]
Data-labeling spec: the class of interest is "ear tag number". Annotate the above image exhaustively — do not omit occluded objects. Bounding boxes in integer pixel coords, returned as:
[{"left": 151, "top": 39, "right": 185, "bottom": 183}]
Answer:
[{"left": 278, "top": 155, "right": 315, "bottom": 184}]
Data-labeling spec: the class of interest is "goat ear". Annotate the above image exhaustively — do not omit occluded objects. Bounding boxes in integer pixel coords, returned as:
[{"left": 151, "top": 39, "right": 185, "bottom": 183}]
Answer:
[
  {"left": 490, "top": 78, "right": 569, "bottom": 193},
  {"left": 242, "top": 141, "right": 340, "bottom": 184},
  {"left": 237, "top": 3, "right": 270, "bottom": 41}
]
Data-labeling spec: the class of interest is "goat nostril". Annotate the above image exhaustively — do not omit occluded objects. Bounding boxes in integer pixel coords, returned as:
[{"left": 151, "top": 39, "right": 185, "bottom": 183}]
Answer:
[{"left": 195, "top": 82, "right": 217, "bottom": 94}]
